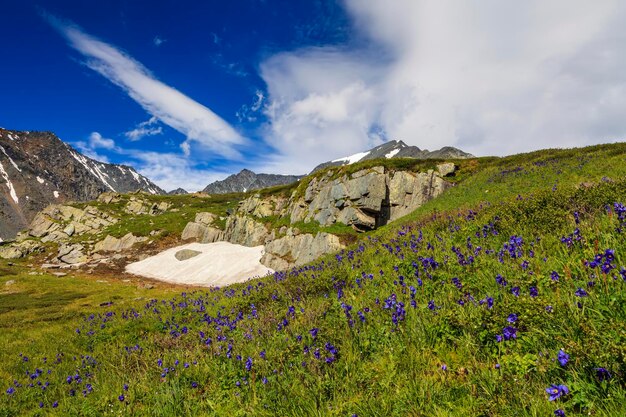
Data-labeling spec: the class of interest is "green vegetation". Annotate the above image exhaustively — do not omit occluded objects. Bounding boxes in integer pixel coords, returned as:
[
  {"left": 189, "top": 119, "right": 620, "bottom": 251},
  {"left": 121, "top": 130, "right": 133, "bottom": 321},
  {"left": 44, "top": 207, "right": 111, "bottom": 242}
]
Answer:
[{"left": 2, "top": 142, "right": 626, "bottom": 416}]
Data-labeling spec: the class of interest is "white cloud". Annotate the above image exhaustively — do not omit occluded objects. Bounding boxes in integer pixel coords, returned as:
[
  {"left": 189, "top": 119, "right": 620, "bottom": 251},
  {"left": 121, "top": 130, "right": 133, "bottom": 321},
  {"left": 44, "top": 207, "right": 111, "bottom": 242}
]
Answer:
[
  {"left": 88, "top": 131, "right": 116, "bottom": 149},
  {"left": 153, "top": 36, "right": 165, "bottom": 47},
  {"left": 45, "top": 14, "right": 247, "bottom": 159},
  {"left": 73, "top": 131, "right": 117, "bottom": 162},
  {"left": 236, "top": 90, "right": 265, "bottom": 123},
  {"left": 259, "top": 0, "right": 626, "bottom": 172},
  {"left": 121, "top": 150, "right": 227, "bottom": 192},
  {"left": 125, "top": 116, "right": 163, "bottom": 141}
]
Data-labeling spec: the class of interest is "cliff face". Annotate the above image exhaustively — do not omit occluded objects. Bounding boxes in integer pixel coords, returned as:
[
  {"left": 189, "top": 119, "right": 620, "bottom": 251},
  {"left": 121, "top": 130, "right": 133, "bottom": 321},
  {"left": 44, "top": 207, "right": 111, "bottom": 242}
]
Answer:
[{"left": 0, "top": 128, "right": 164, "bottom": 240}]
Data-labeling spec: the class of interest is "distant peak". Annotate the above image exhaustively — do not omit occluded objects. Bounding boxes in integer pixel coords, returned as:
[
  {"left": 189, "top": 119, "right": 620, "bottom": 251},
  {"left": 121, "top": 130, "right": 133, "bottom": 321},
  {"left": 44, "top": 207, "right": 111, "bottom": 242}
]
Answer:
[{"left": 239, "top": 169, "right": 256, "bottom": 175}]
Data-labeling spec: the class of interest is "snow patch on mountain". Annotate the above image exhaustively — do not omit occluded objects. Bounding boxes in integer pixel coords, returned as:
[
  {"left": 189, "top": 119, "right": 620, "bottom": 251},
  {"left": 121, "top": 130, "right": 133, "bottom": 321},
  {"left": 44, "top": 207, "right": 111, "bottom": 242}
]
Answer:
[{"left": 0, "top": 160, "right": 19, "bottom": 204}]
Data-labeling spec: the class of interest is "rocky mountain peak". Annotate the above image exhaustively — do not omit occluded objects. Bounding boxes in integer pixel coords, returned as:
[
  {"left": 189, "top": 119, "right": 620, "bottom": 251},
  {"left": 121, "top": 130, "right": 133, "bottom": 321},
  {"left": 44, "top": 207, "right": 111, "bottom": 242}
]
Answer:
[
  {"left": 202, "top": 169, "right": 303, "bottom": 194},
  {"left": 0, "top": 128, "right": 164, "bottom": 240},
  {"left": 311, "top": 139, "right": 472, "bottom": 172}
]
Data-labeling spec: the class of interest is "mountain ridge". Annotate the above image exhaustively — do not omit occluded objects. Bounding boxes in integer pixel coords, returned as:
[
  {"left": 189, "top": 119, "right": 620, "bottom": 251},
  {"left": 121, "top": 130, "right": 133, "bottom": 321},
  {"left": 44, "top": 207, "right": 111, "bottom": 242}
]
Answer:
[
  {"left": 202, "top": 169, "right": 304, "bottom": 194},
  {"left": 311, "top": 140, "right": 473, "bottom": 172},
  {"left": 0, "top": 128, "right": 164, "bottom": 240}
]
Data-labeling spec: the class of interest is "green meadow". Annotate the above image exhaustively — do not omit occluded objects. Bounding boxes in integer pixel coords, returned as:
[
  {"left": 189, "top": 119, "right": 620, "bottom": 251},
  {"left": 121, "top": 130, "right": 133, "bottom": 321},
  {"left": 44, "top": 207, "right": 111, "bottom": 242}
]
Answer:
[{"left": 2, "top": 143, "right": 626, "bottom": 416}]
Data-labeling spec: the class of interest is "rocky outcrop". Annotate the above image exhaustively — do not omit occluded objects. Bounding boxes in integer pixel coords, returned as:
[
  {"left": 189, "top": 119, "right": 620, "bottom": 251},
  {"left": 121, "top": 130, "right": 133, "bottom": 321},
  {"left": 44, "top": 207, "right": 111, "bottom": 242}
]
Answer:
[
  {"left": 57, "top": 243, "right": 87, "bottom": 264},
  {"left": 125, "top": 196, "right": 170, "bottom": 215},
  {"left": 94, "top": 233, "right": 148, "bottom": 253},
  {"left": 261, "top": 231, "right": 344, "bottom": 271},
  {"left": 181, "top": 212, "right": 224, "bottom": 243},
  {"left": 27, "top": 204, "right": 118, "bottom": 242},
  {"left": 0, "top": 239, "right": 42, "bottom": 259},
  {"left": 288, "top": 163, "right": 455, "bottom": 231},
  {"left": 238, "top": 194, "right": 288, "bottom": 218},
  {"left": 223, "top": 215, "right": 271, "bottom": 247}
]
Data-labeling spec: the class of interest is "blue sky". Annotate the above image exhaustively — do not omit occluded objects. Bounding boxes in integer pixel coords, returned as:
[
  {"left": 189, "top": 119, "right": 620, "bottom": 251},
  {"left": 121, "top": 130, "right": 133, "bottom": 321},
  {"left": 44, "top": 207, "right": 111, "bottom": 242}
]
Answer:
[{"left": 2, "top": 1, "right": 626, "bottom": 191}]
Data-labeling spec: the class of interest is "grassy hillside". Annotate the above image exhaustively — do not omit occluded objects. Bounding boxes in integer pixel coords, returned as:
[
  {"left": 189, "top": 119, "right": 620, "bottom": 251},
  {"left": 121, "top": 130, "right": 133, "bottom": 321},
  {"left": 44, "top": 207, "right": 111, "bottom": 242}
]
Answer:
[{"left": 2, "top": 143, "right": 626, "bottom": 416}]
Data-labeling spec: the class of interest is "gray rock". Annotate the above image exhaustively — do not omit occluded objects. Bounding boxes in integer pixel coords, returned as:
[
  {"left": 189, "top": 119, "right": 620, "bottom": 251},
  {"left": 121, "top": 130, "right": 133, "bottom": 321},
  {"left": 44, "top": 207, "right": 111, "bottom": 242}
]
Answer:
[
  {"left": 57, "top": 243, "right": 87, "bottom": 264},
  {"left": 0, "top": 240, "right": 42, "bottom": 259},
  {"left": 261, "top": 232, "right": 344, "bottom": 270},
  {"left": 53, "top": 272, "right": 67, "bottom": 277},
  {"left": 63, "top": 223, "right": 75, "bottom": 236},
  {"left": 28, "top": 213, "right": 59, "bottom": 237},
  {"left": 94, "top": 233, "right": 147, "bottom": 252},
  {"left": 175, "top": 249, "right": 202, "bottom": 261},
  {"left": 195, "top": 212, "right": 216, "bottom": 225},
  {"left": 41, "top": 230, "right": 69, "bottom": 243},
  {"left": 5, "top": 280, "right": 15, "bottom": 286},
  {"left": 223, "top": 216, "right": 269, "bottom": 247},
  {"left": 97, "top": 192, "right": 121, "bottom": 204},
  {"left": 436, "top": 162, "right": 456, "bottom": 177},
  {"left": 181, "top": 222, "right": 207, "bottom": 241}
]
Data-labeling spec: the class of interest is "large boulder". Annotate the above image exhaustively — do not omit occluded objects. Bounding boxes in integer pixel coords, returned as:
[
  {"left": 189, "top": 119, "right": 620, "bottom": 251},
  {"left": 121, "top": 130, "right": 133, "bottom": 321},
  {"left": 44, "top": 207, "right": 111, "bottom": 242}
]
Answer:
[
  {"left": 174, "top": 249, "right": 202, "bottom": 261},
  {"left": 261, "top": 232, "right": 344, "bottom": 270},
  {"left": 94, "top": 233, "right": 147, "bottom": 252},
  {"left": 57, "top": 243, "right": 87, "bottom": 264},
  {"left": 223, "top": 216, "right": 270, "bottom": 247},
  {"left": 181, "top": 222, "right": 224, "bottom": 243}
]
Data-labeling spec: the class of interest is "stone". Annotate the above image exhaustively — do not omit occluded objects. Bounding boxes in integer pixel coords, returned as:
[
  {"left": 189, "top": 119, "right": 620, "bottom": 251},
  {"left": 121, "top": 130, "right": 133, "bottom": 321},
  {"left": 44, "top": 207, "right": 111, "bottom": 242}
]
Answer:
[
  {"left": 63, "top": 223, "right": 75, "bottom": 236},
  {"left": 5, "top": 280, "right": 15, "bottom": 286},
  {"left": 97, "top": 192, "right": 121, "bottom": 204},
  {"left": 0, "top": 240, "right": 42, "bottom": 259},
  {"left": 195, "top": 212, "right": 216, "bottom": 225},
  {"left": 28, "top": 213, "right": 58, "bottom": 237},
  {"left": 41, "top": 230, "right": 69, "bottom": 243},
  {"left": 52, "top": 272, "right": 67, "bottom": 277},
  {"left": 181, "top": 222, "right": 207, "bottom": 241},
  {"left": 175, "top": 249, "right": 202, "bottom": 261},
  {"left": 436, "top": 162, "right": 456, "bottom": 177},
  {"left": 223, "top": 216, "right": 269, "bottom": 247},
  {"left": 94, "top": 233, "right": 147, "bottom": 252},
  {"left": 57, "top": 243, "right": 87, "bottom": 264},
  {"left": 41, "top": 263, "right": 61, "bottom": 269},
  {"left": 261, "top": 232, "right": 344, "bottom": 270},
  {"left": 125, "top": 199, "right": 146, "bottom": 214}
]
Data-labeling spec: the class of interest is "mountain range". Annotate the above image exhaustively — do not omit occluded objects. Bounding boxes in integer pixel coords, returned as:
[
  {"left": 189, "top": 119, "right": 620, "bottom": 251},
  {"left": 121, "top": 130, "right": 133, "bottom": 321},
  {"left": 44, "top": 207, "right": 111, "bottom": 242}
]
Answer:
[
  {"left": 311, "top": 140, "right": 473, "bottom": 172},
  {"left": 0, "top": 128, "right": 164, "bottom": 240},
  {"left": 0, "top": 128, "right": 474, "bottom": 238},
  {"left": 201, "top": 169, "right": 304, "bottom": 194}
]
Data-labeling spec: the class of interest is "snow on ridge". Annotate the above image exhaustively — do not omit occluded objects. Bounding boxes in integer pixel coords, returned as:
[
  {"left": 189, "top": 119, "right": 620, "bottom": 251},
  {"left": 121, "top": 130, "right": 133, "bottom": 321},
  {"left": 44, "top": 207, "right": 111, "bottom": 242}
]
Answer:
[
  {"left": 0, "top": 161, "right": 19, "bottom": 204},
  {"left": 385, "top": 149, "right": 401, "bottom": 159},
  {"left": 36, "top": 176, "right": 45, "bottom": 184},
  {"left": 332, "top": 150, "right": 370, "bottom": 165},
  {"left": 53, "top": 191, "right": 59, "bottom": 199},
  {"left": 70, "top": 151, "right": 115, "bottom": 191},
  {"left": 0, "top": 145, "right": 21, "bottom": 172}
]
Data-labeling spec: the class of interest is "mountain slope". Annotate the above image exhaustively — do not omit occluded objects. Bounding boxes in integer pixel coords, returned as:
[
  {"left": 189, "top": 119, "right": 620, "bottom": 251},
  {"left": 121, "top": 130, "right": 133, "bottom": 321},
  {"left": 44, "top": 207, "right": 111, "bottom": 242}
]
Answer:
[
  {"left": 202, "top": 169, "right": 303, "bottom": 194},
  {"left": 312, "top": 140, "right": 473, "bottom": 172},
  {"left": 0, "top": 128, "right": 164, "bottom": 240}
]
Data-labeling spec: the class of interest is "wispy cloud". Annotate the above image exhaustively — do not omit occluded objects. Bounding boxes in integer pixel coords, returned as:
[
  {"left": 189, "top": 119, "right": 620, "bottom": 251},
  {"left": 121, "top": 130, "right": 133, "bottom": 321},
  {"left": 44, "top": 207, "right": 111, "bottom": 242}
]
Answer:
[
  {"left": 236, "top": 90, "right": 265, "bottom": 123},
  {"left": 153, "top": 36, "right": 165, "bottom": 47},
  {"left": 125, "top": 116, "right": 163, "bottom": 141},
  {"left": 44, "top": 13, "right": 247, "bottom": 159}
]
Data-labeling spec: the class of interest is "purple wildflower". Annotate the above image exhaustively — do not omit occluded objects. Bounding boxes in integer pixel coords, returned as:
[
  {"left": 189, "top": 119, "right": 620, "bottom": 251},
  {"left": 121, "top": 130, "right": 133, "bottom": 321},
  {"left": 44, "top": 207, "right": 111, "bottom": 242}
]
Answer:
[{"left": 546, "top": 384, "right": 569, "bottom": 401}]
